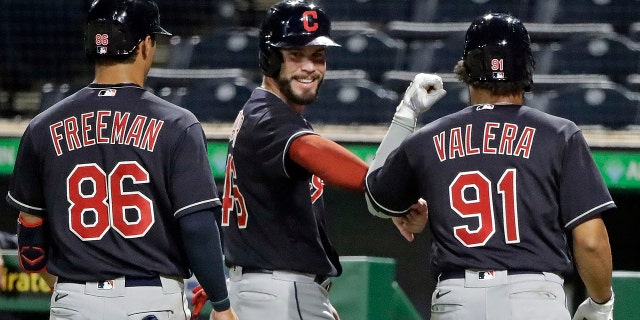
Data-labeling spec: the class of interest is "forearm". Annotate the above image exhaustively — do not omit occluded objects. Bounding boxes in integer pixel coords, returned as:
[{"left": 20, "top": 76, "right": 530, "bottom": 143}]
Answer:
[
  {"left": 368, "top": 114, "right": 415, "bottom": 173},
  {"left": 572, "top": 217, "right": 613, "bottom": 303},
  {"left": 289, "top": 134, "right": 368, "bottom": 192},
  {"left": 41, "top": 270, "right": 57, "bottom": 288},
  {"left": 179, "top": 209, "right": 230, "bottom": 311}
]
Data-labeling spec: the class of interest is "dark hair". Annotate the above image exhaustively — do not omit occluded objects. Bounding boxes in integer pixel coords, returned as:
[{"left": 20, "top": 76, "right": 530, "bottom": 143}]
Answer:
[
  {"left": 454, "top": 60, "right": 530, "bottom": 96},
  {"left": 87, "top": 35, "right": 156, "bottom": 65}
]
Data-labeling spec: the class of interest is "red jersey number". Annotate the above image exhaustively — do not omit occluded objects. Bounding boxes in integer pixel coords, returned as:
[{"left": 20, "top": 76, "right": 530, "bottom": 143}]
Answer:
[
  {"left": 449, "top": 169, "right": 520, "bottom": 247},
  {"left": 67, "top": 161, "right": 154, "bottom": 241},
  {"left": 221, "top": 155, "right": 248, "bottom": 228}
]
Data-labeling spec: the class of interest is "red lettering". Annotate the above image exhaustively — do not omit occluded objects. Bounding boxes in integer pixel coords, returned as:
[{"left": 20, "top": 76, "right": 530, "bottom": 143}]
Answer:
[
  {"left": 449, "top": 127, "right": 464, "bottom": 159},
  {"left": 96, "top": 111, "right": 111, "bottom": 144},
  {"left": 81, "top": 112, "right": 95, "bottom": 147},
  {"left": 64, "top": 117, "right": 81, "bottom": 152},
  {"left": 111, "top": 112, "right": 130, "bottom": 144},
  {"left": 464, "top": 124, "right": 480, "bottom": 156},
  {"left": 50, "top": 122, "right": 64, "bottom": 156},
  {"left": 310, "top": 175, "right": 324, "bottom": 203},
  {"left": 140, "top": 119, "right": 164, "bottom": 152},
  {"left": 483, "top": 123, "right": 499, "bottom": 154},
  {"left": 499, "top": 123, "right": 518, "bottom": 155},
  {"left": 125, "top": 115, "right": 146, "bottom": 147},
  {"left": 514, "top": 127, "right": 535, "bottom": 158},
  {"left": 433, "top": 132, "right": 446, "bottom": 162}
]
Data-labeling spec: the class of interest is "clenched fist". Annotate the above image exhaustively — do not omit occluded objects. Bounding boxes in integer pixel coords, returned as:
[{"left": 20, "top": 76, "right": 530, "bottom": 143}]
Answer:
[{"left": 396, "top": 73, "right": 447, "bottom": 119}]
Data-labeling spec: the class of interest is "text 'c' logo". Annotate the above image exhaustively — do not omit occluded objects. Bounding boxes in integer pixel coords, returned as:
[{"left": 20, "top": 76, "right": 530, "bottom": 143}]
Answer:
[{"left": 302, "top": 11, "right": 318, "bottom": 32}]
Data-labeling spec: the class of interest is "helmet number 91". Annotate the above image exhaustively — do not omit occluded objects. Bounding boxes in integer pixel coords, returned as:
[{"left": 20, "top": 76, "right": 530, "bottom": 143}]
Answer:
[
  {"left": 491, "top": 59, "right": 504, "bottom": 71},
  {"left": 95, "top": 34, "right": 109, "bottom": 46}
]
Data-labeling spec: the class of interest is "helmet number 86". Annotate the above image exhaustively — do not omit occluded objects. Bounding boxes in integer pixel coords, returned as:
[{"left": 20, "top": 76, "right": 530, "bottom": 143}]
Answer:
[{"left": 95, "top": 34, "right": 109, "bottom": 46}]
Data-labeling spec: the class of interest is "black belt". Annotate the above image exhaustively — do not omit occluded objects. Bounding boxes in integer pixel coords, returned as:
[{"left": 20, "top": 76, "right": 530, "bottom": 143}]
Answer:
[
  {"left": 440, "top": 270, "right": 543, "bottom": 281},
  {"left": 57, "top": 275, "right": 162, "bottom": 287},
  {"left": 241, "top": 267, "right": 330, "bottom": 288}
]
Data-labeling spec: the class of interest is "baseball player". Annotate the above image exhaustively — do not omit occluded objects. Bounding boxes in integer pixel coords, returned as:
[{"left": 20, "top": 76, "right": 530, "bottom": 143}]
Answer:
[
  {"left": 5, "top": 1, "right": 237, "bottom": 319},
  {"left": 365, "top": 13, "right": 616, "bottom": 320},
  {"left": 190, "top": 1, "right": 429, "bottom": 319}
]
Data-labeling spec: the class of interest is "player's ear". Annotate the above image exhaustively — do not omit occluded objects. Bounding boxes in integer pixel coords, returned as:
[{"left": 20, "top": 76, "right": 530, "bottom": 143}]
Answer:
[{"left": 140, "top": 35, "right": 154, "bottom": 59}]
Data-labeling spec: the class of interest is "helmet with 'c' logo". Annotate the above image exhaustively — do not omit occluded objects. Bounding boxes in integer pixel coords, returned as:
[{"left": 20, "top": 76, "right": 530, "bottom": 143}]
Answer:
[{"left": 259, "top": 0, "right": 340, "bottom": 77}]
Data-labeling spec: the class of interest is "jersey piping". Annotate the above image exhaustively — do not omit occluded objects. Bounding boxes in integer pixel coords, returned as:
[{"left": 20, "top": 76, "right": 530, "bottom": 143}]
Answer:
[
  {"left": 6, "top": 192, "right": 45, "bottom": 211},
  {"left": 174, "top": 198, "right": 221, "bottom": 216},
  {"left": 564, "top": 200, "right": 616, "bottom": 228}
]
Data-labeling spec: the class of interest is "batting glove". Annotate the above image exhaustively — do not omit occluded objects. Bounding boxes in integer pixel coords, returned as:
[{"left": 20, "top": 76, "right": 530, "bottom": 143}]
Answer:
[
  {"left": 572, "top": 291, "right": 614, "bottom": 320},
  {"left": 395, "top": 73, "right": 447, "bottom": 119},
  {"left": 191, "top": 285, "right": 209, "bottom": 319}
]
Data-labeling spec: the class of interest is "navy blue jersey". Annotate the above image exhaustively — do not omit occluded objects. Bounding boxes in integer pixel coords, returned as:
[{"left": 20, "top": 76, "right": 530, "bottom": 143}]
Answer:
[
  {"left": 366, "top": 104, "right": 615, "bottom": 275},
  {"left": 6, "top": 83, "right": 220, "bottom": 280},
  {"left": 221, "top": 88, "right": 340, "bottom": 277}
]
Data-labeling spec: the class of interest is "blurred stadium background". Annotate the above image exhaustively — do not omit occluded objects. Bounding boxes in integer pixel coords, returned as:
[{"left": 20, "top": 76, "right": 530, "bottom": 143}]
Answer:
[{"left": 1, "top": 0, "right": 640, "bottom": 319}]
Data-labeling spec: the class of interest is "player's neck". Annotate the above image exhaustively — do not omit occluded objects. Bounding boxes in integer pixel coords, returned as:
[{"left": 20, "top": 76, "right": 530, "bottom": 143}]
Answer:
[
  {"left": 92, "top": 44, "right": 153, "bottom": 87},
  {"left": 469, "top": 87, "right": 523, "bottom": 106},
  {"left": 93, "top": 64, "right": 146, "bottom": 87}
]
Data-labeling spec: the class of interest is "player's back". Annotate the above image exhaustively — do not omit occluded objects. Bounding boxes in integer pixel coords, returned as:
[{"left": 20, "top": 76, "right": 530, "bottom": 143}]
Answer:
[
  {"left": 399, "top": 104, "right": 610, "bottom": 274},
  {"left": 21, "top": 83, "right": 207, "bottom": 279}
]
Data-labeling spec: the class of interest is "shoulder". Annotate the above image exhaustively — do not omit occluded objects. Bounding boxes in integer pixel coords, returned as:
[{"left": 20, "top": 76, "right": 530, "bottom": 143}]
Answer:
[
  {"left": 244, "top": 88, "right": 311, "bottom": 130},
  {"left": 520, "top": 105, "right": 581, "bottom": 138},
  {"left": 139, "top": 89, "right": 202, "bottom": 127}
]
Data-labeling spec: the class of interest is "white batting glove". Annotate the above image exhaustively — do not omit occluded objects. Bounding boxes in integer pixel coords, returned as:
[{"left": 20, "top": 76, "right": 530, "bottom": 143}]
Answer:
[
  {"left": 395, "top": 73, "right": 447, "bottom": 119},
  {"left": 572, "top": 291, "right": 614, "bottom": 320}
]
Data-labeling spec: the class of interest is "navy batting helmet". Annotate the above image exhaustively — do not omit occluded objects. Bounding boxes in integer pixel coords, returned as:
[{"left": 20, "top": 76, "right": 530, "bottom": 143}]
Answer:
[
  {"left": 85, "top": 0, "right": 171, "bottom": 57},
  {"left": 463, "top": 13, "right": 534, "bottom": 91},
  {"left": 259, "top": 0, "right": 340, "bottom": 77}
]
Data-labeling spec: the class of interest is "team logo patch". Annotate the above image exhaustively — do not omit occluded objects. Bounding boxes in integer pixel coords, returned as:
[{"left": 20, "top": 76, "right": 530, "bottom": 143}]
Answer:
[
  {"left": 97, "top": 280, "right": 115, "bottom": 290},
  {"left": 492, "top": 72, "right": 505, "bottom": 79},
  {"left": 97, "top": 46, "right": 108, "bottom": 55},
  {"left": 98, "top": 89, "right": 117, "bottom": 97}
]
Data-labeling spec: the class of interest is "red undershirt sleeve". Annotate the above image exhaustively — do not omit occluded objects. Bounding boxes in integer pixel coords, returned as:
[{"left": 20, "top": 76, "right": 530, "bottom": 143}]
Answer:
[{"left": 289, "top": 134, "right": 368, "bottom": 192}]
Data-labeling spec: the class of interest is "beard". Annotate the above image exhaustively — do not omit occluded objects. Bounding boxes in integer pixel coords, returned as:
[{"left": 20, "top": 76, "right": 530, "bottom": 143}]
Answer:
[{"left": 276, "top": 74, "right": 323, "bottom": 106}]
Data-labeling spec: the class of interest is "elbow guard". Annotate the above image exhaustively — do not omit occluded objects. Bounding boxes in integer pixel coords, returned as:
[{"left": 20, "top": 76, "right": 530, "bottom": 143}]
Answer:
[{"left": 17, "top": 215, "right": 49, "bottom": 273}]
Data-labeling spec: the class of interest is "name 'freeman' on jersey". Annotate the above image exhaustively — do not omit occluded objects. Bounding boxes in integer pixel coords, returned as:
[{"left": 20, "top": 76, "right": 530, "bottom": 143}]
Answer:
[
  {"left": 49, "top": 111, "right": 164, "bottom": 156},
  {"left": 433, "top": 121, "right": 536, "bottom": 162}
]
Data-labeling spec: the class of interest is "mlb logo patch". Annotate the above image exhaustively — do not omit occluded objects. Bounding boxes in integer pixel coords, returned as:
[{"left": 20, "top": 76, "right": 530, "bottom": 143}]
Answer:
[
  {"left": 97, "top": 46, "right": 108, "bottom": 55},
  {"left": 492, "top": 72, "right": 505, "bottom": 79},
  {"left": 98, "top": 89, "right": 117, "bottom": 97},
  {"left": 478, "top": 270, "right": 496, "bottom": 280},
  {"left": 97, "top": 280, "right": 115, "bottom": 290}
]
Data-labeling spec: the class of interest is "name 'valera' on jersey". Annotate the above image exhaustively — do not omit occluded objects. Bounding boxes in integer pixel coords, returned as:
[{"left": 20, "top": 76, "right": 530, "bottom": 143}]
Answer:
[
  {"left": 48, "top": 111, "right": 164, "bottom": 156},
  {"left": 432, "top": 121, "right": 536, "bottom": 162}
]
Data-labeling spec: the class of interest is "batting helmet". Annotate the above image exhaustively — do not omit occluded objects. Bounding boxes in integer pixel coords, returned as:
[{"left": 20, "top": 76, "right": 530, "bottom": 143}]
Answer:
[
  {"left": 259, "top": 0, "right": 340, "bottom": 77},
  {"left": 462, "top": 13, "right": 534, "bottom": 91},
  {"left": 85, "top": 0, "right": 171, "bottom": 57}
]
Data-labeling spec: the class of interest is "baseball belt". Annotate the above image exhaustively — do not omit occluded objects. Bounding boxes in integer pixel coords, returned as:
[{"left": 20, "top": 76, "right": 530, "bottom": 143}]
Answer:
[
  {"left": 241, "top": 267, "right": 332, "bottom": 292},
  {"left": 57, "top": 275, "right": 162, "bottom": 287},
  {"left": 439, "top": 270, "right": 543, "bottom": 281}
]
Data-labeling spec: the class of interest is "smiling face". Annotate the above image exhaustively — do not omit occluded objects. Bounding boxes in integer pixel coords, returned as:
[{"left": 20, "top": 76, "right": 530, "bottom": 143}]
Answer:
[{"left": 272, "top": 46, "right": 327, "bottom": 109}]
